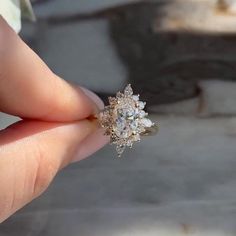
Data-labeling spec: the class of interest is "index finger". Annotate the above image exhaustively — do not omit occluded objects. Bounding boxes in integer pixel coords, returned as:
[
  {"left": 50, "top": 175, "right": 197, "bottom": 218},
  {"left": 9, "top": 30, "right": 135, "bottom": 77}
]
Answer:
[{"left": 0, "top": 17, "right": 103, "bottom": 122}]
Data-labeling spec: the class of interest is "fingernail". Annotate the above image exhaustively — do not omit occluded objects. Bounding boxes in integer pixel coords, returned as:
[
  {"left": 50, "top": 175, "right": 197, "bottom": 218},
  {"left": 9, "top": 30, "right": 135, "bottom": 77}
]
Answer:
[
  {"left": 80, "top": 87, "right": 104, "bottom": 111},
  {"left": 72, "top": 128, "right": 109, "bottom": 162}
]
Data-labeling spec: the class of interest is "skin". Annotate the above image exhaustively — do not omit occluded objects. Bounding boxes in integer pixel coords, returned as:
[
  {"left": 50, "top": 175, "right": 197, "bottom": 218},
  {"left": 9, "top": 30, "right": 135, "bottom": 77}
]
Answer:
[{"left": 0, "top": 17, "right": 109, "bottom": 223}]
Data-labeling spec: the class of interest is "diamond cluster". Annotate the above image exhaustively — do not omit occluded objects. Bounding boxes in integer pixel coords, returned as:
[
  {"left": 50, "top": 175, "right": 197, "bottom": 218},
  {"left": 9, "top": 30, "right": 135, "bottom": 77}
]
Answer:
[{"left": 98, "top": 84, "right": 154, "bottom": 156}]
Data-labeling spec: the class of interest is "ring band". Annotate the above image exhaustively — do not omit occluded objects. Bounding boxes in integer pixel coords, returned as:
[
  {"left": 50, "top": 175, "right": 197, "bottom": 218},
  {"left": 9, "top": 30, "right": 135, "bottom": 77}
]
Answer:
[{"left": 141, "top": 123, "right": 159, "bottom": 136}]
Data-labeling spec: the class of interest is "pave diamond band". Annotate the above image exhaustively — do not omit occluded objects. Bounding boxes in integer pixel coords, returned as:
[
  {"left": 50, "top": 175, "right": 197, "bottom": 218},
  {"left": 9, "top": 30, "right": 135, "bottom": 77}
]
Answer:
[{"left": 98, "top": 84, "right": 158, "bottom": 157}]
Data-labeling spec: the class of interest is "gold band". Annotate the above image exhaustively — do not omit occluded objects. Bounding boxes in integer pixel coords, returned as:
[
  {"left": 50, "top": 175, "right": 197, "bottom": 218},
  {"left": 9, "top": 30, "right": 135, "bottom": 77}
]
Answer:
[{"left": 141, "top": 124, "right": 159, "bottom": 136}]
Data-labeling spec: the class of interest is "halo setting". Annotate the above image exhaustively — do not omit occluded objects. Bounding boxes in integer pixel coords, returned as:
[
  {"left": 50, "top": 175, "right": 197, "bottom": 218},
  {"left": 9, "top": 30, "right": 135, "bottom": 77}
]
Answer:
[{"left": 98, "top": 84, "right": 156, "bottom": 157}]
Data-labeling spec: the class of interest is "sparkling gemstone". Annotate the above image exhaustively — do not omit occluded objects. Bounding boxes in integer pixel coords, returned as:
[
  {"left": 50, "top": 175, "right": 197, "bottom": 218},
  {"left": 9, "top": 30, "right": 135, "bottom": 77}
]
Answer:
[
  {"left": 116, "top": 145, "right": 126, "bottom": 156},
  {"left": 114, "top": 105, "right": 139, "bottom": 138},
  {"left": 139, "top": 110, "right": 146, "bottom": 118},
  {"left": 132, "top": 95, "right": 139, "bottom": 101},
  {"left": 124, "top": 84, "right": 133, "bottom": 96},
  {"left": 138, "top": 101, "right": 146, "bottom": 109},
  {"left": 140, "top": 118, "right": 153, "bottom": 127},
  {"left": 108, "top": 96, "right": 117, "bottom": 104}
]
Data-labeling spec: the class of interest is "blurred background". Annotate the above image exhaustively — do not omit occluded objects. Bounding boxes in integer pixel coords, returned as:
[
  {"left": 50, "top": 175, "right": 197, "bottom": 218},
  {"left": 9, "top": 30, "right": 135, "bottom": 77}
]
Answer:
[{"left": 1, "top": 0, "right": 236, "bottom": 235}]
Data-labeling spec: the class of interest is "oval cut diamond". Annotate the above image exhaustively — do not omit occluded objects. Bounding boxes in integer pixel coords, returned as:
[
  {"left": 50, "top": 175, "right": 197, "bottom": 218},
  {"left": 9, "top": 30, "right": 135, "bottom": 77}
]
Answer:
[{"left": 114, "top": 105, "right": 139, "bottom": 138}]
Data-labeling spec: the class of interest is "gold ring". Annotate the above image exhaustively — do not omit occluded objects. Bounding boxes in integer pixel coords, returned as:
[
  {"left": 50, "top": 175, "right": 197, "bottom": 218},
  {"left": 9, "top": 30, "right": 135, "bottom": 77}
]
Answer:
[
  {"left": 98, "top": 84, "right": 158, "bottom": 157},
  {"left": 141, "top": 123, "right": 159, "bottom": 136}
]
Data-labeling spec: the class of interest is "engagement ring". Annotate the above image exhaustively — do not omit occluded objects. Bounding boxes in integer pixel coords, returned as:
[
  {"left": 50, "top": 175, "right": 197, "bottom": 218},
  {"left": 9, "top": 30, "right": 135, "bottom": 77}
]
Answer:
[{"left": 98, "top": 84, "right": 158, "bottom": 157}]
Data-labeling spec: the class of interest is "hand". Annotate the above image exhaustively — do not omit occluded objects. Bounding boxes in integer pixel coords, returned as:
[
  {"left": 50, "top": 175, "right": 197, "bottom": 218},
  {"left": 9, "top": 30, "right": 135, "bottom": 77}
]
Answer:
[{"left": 0, "top": 17, "right": 108, "bottom": 223}]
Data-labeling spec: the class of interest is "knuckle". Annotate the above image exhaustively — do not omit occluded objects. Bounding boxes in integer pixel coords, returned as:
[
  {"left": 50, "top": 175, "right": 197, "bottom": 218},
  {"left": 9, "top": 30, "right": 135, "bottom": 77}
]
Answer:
[{"left": 32, "top": 143, "right": 58, "bottom": 197}]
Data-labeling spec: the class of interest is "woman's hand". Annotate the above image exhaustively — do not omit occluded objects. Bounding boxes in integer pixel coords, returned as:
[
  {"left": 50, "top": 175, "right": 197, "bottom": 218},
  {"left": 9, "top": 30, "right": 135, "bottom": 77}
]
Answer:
[{"left": 0, "top": 17, "right": 108, "bottom": 223}]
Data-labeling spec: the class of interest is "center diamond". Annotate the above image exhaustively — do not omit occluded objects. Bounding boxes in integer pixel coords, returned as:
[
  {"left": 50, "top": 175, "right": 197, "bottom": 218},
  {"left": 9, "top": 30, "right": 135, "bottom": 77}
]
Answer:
[{"left": 113, "top": 104, "right": 138, "bottom": 138}]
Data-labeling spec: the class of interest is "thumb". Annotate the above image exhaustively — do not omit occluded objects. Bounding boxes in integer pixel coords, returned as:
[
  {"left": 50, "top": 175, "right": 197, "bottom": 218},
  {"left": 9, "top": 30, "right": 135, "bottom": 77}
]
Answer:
[{"left": 0, "top": 119, "right": 98, "bottom": 222}]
